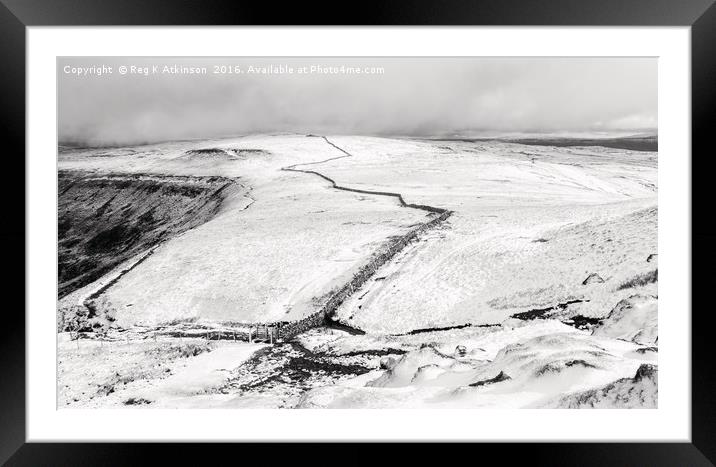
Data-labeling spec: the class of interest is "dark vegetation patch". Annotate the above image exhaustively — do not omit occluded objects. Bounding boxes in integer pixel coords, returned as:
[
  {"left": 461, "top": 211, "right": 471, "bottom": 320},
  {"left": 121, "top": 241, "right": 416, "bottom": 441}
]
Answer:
[
  {"left": 185, "top": 148, "right": 228, "bottom": 156},
  {"left": 96, "top": 372, "right": 139, "bottom": 397},
  {"left": 337, "top": 348, "right": 408, "bottom": 358},
  {"left": 616, "top": 269, "right": 658, "bottom": 291},
  {"left": 223, "top": 342, "right": 371, "bottom": 400},
  {"left": 123, "top": 397, "right": 152, "bottom": 405},
  {"left": 86, "top": 224, "right": 142, "bottom": 253},
  {"left": 561, "top": 315, "right": 602, "bottom": 330},
  {"left": 511, "top": 299, "right": 587, "bottom": 321},
  {"left": 396, "top": 322, "right": 499, "bottom": 336},
  {"left": 279, "top": 355, "right": 369, "bottom": 381},
  {"left": 57, "top": 171, "right": 240, "bottom": 298},
  {"left": 405, "top": 323, "right": 473, "bottom": 335}
]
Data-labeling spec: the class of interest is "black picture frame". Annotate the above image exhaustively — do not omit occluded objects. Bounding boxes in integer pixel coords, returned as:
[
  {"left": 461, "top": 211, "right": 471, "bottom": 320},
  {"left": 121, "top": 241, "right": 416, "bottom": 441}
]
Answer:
[{"left": 2, "top": 0, "right": 714, "bottom": 464}]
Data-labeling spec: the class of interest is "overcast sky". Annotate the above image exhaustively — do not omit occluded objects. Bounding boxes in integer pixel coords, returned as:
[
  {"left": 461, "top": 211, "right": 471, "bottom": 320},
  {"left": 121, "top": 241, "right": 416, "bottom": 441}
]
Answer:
[{"left": 58, "top": 57, "right": 656, "bottom": 146}]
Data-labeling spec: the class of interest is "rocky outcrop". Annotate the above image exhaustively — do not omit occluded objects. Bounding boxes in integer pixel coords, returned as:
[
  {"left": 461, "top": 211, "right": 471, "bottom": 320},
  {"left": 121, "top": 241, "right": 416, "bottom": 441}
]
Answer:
[
  {"left": 380, "top": 356, "right": 398, "bottom": 370},
  {"left": 582, "top": 273, "right": 605, "bottom": 285},
  {"left": 592, "top": 294, "right": 658, "bottom": 345},
  {"left": 548, "top": 364, "right": 657, "bottom": 409},
  {"left": 469, "top": 371, "right": 511, "bottom": 388},
  {"left": 561, "top": 315, "right": 602, "bottom": 330},
  {"left": 180, "top": 148, "right": 270, "bottom": 161},
  {"left": 511, "top": 299, "right": 587, "bottom": 321}
]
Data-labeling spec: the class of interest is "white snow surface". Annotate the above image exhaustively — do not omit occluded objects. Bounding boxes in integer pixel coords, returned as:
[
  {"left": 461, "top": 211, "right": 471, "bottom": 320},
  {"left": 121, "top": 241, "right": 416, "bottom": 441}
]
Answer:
[
  {"left": 320, "top": 136, "right": 657, "bottom": 333},
  {"left": 296, "top": 321, "right": 654, "bottom": 409},
  {"left": 59, "top": 135, "right": 427, "bottom": 326},
  {"left": 58, "top": 334, "right": 266, "bottom": 408},
  {"left": 58, "top": 134, "right": 658, "bottom": 409}
]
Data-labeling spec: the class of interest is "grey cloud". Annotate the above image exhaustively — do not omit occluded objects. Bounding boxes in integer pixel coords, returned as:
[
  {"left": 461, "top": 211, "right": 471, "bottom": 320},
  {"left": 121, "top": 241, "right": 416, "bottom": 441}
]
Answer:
[{"left": 58, "top": 57, "right": 657, "bottom": 146}]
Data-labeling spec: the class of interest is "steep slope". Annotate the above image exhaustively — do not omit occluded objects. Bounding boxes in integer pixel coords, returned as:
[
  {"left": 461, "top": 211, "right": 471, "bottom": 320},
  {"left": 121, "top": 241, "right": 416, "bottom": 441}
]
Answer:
[{"left": 58, "top": 171, "right": 243, "bottom": 298}]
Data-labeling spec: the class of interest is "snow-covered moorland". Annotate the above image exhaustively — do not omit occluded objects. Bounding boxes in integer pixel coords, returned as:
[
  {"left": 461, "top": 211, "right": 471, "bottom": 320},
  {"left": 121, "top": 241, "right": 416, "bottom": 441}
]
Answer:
[{"left": 57, "top": 134, "right": 657, "bottom": 409}]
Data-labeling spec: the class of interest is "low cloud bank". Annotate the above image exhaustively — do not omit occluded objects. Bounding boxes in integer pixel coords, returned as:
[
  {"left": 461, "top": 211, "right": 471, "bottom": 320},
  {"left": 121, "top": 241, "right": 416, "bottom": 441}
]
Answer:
[{"left": 59, "top": 57, "right": 657, "bottom": 147}]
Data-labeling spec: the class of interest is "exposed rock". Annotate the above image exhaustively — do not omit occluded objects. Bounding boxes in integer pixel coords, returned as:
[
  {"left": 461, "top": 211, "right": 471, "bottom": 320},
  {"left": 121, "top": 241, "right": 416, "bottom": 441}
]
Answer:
[
  {"left": 183, "top": 148, "right": 232, "bottom": 159},
  {"left": 511, "top": 299, "right": 587, "bottom": 321},
  {"left": 455, "top": 345, "right": 467, "bottom": 357},
  {"left": 469, "top": 371, "right": 511, "bottom": 387},
  {"left": 561, "top": 315, "right": 602, "bottom": 330},
  {"left": 547, "top": 364, "right": 657, "bottom": 409},
  {"left": 634, "top": 363, "right": 657, "bottom": 382},
  {"left": 535, "top": 359, "right": 598, "bottom": 376},
  {"left": 592, "top": 294, "right": 657, "bottom": 345},
  {"left": 380, "top": 356, "right": 398, "bottom": 370},
  {"left": 582, "top": 273, "right": 605, "bottom": 285},
  {"left": 229, "top": 148, "right": 270, "bottom": 158}
]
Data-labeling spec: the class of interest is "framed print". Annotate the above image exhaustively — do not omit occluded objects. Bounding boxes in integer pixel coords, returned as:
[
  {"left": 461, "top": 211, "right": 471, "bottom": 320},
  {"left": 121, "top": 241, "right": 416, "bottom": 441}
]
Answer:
[{"left": 3, "top": 0, "right": 715, "bottom": 464}]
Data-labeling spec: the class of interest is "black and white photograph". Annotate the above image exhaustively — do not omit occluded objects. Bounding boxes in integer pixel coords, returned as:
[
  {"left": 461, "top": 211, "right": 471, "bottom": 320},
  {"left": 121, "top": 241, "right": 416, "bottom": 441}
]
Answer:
[{"left": 56, "top": 56, "right": 658, "bottom": 410}]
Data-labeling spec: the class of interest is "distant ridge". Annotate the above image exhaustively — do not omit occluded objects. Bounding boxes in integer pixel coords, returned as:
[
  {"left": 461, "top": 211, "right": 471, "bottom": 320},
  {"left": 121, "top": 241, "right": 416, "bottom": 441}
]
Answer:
[{"left": 433, "top": 135, "right": 657, "bottom": 152}]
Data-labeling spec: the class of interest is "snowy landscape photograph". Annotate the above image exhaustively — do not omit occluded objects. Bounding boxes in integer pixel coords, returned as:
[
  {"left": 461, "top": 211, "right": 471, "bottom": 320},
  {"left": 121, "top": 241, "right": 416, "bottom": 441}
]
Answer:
[{"left": 57, "top": 56, "right": 658, "bottom": 409}]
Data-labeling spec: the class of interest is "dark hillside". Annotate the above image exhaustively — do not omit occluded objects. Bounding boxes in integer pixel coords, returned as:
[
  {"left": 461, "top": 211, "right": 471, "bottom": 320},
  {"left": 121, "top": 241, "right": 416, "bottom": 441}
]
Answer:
[{"left": 58, "top": 171, "right": 241, "bottom": 298}]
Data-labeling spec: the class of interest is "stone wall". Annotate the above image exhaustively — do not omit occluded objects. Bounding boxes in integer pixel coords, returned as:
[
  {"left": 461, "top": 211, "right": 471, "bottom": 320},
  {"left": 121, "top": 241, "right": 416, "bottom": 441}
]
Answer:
[
  {"left": 274, "top": 210, "right": 452, "bottom": 341},
  {"left": 274, "top": 136, "right": 452, "bottom": 342}
]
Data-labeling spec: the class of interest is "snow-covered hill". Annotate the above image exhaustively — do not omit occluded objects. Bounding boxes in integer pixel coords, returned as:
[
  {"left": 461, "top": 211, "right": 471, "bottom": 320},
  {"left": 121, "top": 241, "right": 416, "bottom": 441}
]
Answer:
[{"left": 57, "top": 134, "right": 658, "bottom": 409}]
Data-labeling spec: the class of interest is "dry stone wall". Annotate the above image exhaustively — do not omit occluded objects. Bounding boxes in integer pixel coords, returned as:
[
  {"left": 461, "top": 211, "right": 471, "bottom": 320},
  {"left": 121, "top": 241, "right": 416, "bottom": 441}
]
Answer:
[{"left": 274, "top": 210, "right": 451, "bottom": 341}]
